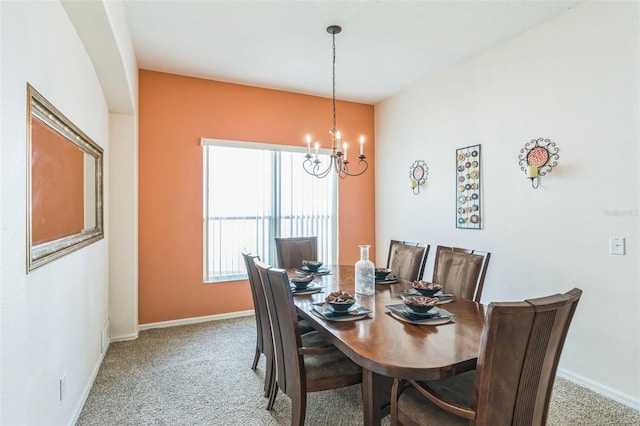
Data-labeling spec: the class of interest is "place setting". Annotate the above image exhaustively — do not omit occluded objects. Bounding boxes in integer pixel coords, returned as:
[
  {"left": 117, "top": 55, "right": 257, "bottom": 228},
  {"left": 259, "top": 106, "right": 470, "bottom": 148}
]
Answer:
[
  {"left": 312, "top": 291, "right": 372, "bottom": 321},
  {"left": 289, "top": 274, "right": 324, "bottom": 295},
  {"left": 398, "top": 280, "right": 454, "bottom": 304},
  {"left": 386, "top": 293, "right": 454, "bottom": 325},
  {"left": 374, "top": 267, "right": 399, "bottom": 284},
  {"left": 294, "top": 260, "right": 332, "bottom": 276}
]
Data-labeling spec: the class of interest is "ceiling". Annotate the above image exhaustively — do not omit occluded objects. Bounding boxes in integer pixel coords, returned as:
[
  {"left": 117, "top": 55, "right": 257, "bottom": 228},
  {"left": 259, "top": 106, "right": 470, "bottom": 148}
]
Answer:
[{"left": 123, "top": 0, "right": 583, "bottom": 105}]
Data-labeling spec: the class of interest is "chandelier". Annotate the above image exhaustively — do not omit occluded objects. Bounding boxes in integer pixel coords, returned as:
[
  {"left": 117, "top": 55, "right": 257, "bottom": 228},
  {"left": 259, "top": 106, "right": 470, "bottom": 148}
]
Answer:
[{"left": 303, "top": 25, "right": 368, "bottom": 179}]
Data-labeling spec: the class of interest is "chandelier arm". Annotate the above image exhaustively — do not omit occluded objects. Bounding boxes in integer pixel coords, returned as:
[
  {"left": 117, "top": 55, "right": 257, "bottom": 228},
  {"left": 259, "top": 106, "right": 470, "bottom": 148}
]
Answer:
[
  {"left": 344, "top": 159, "right": 369, "bottom": 178},
  {"left": 336, "top": 156, "right": 369, "bottom": 179},
  {"left": 304, "top": 153, "right": 368, "bottom": 179},
  {"left": 303, "top": 156, "right": 334, "bottom": 179}
]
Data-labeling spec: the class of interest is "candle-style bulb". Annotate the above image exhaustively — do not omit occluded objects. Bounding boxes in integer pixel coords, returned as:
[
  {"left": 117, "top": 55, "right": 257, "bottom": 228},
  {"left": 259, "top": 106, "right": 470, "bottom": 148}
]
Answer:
[
  {"left": 359, "top": 135, "right": 365, "bottom": 156},
  {"left": 336, "top": 131, "right": 341, "bottom": 141},
  {"left": 343, "top": 142, "right": 348, "bottom": 161}
]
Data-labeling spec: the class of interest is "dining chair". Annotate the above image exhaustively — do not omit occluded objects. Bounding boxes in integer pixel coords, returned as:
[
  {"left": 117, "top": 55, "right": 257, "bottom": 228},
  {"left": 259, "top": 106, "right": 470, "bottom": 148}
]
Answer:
[
  {"left": 274, "top": 236, "right": 318, "bottom": 269},
  {"left": 431, "top": 245, "right": 491, "bottom": 302},
  {"left": 386, "top": 240, "right": 430, "bottom": 281},
  {"left": 255, "top": 260, "right": 362, "bottom": 426},
  {"left": 390, "top": 287, "right": 582, "bottom": 426},
  {"left": 242, "top": 253, "right": 269, "bottom": 374},
  {"left": 241, "top": 252, "right": 317, "bottom": 398}
]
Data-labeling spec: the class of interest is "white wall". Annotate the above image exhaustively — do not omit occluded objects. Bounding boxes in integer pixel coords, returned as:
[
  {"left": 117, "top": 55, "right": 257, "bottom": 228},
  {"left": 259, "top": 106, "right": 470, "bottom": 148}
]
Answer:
[
  {"left": 375, "top": 1, "right": 639, "bottom": 408},
  {"left": 109, "top": 112, "right": 139, "bottom": 341},
  {"left": 96, "top": 0, "right": 140, "bottom": 342},
  {"left": 61, "top": 0, "right": 140, "bottom": 342},
  {"left": 0, "top": 1, "right": 114, "bottom": 425}
]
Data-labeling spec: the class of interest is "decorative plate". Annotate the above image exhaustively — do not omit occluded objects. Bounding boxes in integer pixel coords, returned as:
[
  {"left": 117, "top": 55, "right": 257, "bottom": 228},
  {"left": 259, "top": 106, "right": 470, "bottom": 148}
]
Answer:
[
  {"left": 386, "top": 304, "right": 454, "bottom": 325},
  {"left": 312, "top": 305, "right": 372, "bottom": 321},
  {"left": 290, "top": 282, "right": 323, "bottom": 295},
  {"left": 376, "top": 276, "right": 399, "bottom": 284},
  {"left": 295, "top": 266, "right": 331, "bottom": 275}
]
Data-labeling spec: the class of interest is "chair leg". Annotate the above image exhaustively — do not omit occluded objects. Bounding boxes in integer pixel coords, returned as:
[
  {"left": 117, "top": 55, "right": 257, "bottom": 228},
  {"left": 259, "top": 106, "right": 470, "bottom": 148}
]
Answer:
[
  {"left": 266, "top": 380, "right": 278, "bottom": 410},
  {"left": 264, "top": 352, "right": 275, "bottom": 397},
  {"left": 251, "top": 345, "right": 261, "bottom": 370},
  {"left": 390, "top": 378, "right": 405, "bottom": 426},
  {"left": 291, "top": 392, "right": 307, "bottom": 426}
]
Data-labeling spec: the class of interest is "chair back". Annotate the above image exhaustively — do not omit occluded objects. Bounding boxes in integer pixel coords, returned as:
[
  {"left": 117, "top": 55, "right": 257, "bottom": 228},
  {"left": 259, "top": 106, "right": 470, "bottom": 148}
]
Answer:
[
  {"left": 432, "top": 245, "right": 491, "bottom": 302},
  {"left": 472, "top": 288, "right": 582, "bottom": 425},
  {"left": 387, "top": 240, "right": 430, "bottom": 281},
  {"left": 274, "top": 236, "right": 318, "bottom": 269},
  {"left": 255, "top": 261, "right": 305, "bottom": 398},
  {"left": 242, "top": 252, "right": 271, "bottom": 357}
]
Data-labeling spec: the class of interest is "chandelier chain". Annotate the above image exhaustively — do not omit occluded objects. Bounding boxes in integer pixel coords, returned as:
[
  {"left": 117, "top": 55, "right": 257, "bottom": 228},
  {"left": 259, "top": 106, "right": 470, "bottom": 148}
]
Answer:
[{"left": 332, "top": 30, "right": 337, "bottom": 136}]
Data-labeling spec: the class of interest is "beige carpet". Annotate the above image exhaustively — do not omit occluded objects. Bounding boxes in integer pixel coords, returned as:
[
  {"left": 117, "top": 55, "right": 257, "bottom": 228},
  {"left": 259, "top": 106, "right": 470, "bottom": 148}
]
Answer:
[{"left": 77, "top": 316, "right": 639, "bottom": 425}]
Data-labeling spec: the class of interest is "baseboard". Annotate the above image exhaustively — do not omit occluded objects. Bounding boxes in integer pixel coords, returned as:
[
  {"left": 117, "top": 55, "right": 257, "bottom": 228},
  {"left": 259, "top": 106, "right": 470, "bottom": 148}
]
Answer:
[
  {"left": 138, "top": 309, "right": 255, "bottom": 331},
  {"left": 110, "top": 332, "right": 139, "bottom": 342},
  {"left": 68, "top": 341, "right": 109, "bottom": 426},
  {"left": 557, "top": 368, "right": 640, "bottom": 411}
]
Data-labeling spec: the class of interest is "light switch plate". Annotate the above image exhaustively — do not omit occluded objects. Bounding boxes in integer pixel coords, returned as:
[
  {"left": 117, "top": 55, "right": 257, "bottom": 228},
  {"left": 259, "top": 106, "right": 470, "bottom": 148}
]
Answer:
[{"left": 609, "top": 237, "right": 625, "bottom": 255}]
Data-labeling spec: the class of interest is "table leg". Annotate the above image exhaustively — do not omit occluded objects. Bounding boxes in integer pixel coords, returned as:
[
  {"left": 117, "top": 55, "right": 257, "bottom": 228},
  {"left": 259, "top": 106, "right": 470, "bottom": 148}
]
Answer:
[{"left": 362, "top": 368, "right": 393, "bottom": 425}]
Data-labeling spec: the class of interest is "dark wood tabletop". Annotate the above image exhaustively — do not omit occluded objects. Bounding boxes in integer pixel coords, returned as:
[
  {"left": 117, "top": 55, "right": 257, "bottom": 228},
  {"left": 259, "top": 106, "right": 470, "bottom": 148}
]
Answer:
[{"left": 291, "top": 265, "right": 486, "bottom": 425}]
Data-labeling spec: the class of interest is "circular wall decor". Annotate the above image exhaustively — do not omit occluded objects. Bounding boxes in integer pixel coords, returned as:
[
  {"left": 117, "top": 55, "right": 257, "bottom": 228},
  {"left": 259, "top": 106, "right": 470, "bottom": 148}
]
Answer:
[
  {"left": 518, "top": 137, "right": 560, "bottom": 189},
  {"left": 410, "top": 160, "right": 429, "bottom": 194}
]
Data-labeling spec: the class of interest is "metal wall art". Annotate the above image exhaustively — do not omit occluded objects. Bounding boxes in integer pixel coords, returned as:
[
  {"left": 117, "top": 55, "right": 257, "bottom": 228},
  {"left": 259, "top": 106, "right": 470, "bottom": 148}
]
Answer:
[
  {"left": 518, "top": 137, "right": 559, "bottom": 189},
  {"left": 409, "top": 160, "right": 428, "bottom": 194},
  {"left": 456, "top": 145, "right": 481, "bottom": 229}
]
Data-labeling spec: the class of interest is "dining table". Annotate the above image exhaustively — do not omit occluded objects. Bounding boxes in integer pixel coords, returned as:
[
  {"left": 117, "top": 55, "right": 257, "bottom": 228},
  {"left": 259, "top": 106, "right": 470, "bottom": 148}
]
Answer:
[{"left": 290, "top": 265, "right": 486, "bottom": 426}]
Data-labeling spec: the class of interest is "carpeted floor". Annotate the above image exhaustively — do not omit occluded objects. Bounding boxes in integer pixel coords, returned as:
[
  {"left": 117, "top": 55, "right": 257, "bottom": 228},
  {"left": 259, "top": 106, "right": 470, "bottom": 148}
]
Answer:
[{"left": 77, "top": 316, "right": 640, "bottom": 425}]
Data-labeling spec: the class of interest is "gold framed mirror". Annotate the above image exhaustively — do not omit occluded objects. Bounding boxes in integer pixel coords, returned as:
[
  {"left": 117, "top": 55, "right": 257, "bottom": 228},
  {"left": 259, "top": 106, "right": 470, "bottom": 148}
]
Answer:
[{"left": 27, "top": 84, "right": 104, "bottom": 272}]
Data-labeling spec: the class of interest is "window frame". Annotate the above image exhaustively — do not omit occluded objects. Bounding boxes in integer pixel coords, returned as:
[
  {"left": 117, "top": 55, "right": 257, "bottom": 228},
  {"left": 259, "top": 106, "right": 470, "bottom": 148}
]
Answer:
[{"left": 201, "top": 138, "right": 338, "bottom": 283}]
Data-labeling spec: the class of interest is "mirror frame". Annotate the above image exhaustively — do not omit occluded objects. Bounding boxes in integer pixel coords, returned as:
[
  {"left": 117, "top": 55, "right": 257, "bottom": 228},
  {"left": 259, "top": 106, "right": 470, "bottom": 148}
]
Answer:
[{"left": 26, "top": 84, "right": 104, "bottom": 272}]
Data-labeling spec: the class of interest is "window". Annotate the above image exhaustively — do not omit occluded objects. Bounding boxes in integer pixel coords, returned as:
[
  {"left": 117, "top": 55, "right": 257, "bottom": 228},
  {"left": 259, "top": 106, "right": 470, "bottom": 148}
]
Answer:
[{"left": 202, "top": 139, "right": 337, "bottom": 282}]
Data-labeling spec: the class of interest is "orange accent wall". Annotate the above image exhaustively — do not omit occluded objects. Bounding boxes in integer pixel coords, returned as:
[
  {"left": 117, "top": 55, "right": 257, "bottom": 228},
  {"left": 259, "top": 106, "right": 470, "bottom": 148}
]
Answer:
[
  {"left": 139, "top": 70, "right": 375, "bottom": 324},
  {"left": 31, "top": 117, "right": 84, "bottom": 245}
]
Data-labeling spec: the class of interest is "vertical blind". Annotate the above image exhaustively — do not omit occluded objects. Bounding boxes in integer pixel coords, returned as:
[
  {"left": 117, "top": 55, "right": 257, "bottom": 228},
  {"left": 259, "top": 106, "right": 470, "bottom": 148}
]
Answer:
[{"left": 202, "top": 139, "right": 337, "bottom": 282}]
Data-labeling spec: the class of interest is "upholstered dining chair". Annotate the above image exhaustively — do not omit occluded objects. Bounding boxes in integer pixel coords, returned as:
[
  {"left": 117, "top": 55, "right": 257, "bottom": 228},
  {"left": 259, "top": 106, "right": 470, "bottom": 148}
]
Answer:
[
  {"left": 431, "top": 245, "right": 491, "bottom": 302},
  {"left": 241, "top": 252, "right": 316, "bottom": 398},
  {"left": 255, "top": 260, "right": 362, "bottom": 426},
  {"left": 387, "top": 240, "right": 430, "bottom": 282},
  {"left": 390, "top": 288, "right": 582, "bottom": 426},
  {"left": 274, "top": 236, "right": 317, "bottom": 269}
]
